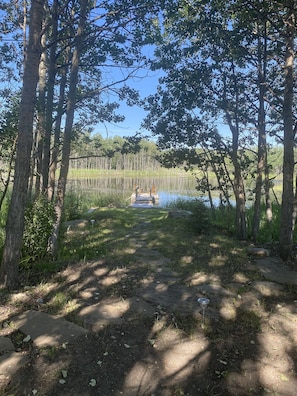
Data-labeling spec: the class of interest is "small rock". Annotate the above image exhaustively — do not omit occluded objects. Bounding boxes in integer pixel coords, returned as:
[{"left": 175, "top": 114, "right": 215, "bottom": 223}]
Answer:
[{"left": 247, "top": 247, "right": 269, "bottom": 257}]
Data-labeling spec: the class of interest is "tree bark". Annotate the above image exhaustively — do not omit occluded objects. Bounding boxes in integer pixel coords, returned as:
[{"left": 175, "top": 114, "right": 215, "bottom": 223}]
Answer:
[
  {"left": 223, "top": 70, "right": 247, "bottom": 240},
  {"left": 0, "top": 137, "right": 17, "bottom": 211},
  {"left": 252, "top": 21, "right": 270, "bottom": 241},
  {"left": 233, "top": 161, "right": 247, "bottom": 240},
  {"left": 48, "top": 45, "right": 70, "bottom": 202},
  {"left": 42, "top": 0, "right": 59, "bottom": 196},
  {"left": 0, "top": 0, "right": 45, "bottom": 289},
  {"left": 49, "top": 0, "right": 88, "bottom": 256},
  {"left": 279, "top": 1, "right": 295, "bottom": 261},
  {"left": 34, "top": 29, "right": 47, "bottom": 197}
]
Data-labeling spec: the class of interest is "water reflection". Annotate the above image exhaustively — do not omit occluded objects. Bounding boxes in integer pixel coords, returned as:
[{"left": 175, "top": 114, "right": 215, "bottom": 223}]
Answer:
[{"left": 67, "top": 175, "right": 199, "bottom": 206}]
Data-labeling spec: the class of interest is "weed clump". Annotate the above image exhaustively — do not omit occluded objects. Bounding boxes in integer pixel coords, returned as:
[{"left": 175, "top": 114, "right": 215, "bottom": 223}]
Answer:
[
  {"left": 22, "top": 196, "right": 56, "bottom": 264},
  {"left": 167, "top": 198, "right": 211, "bottom": 233}
]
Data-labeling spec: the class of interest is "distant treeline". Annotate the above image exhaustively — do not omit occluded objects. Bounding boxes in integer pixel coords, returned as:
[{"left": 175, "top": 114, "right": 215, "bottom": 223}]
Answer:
[
  {"left": 69, "top": 133, "right": 284, "bottom": 176},
  {"left": 69, "top": 134, "right": 162, "bottom": 171}
]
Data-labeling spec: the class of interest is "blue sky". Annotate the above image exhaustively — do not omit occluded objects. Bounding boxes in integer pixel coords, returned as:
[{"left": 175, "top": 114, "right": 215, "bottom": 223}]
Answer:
[
  {"left": 92, "top": 66, "right": 231, "bottom": 140},
  {"left": 93, "top": 71, "right": 163, "bottom": 139}
]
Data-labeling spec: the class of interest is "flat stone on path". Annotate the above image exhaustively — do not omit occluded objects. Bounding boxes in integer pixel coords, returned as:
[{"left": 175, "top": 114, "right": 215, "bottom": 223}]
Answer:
[
  {"left": 247, "top": 247, "right": 270, "bottom": 257},
  {"left": 196, "top": 283, "right": 235, "bottom": 300},
  {"left": 10, "top": 310, "right": 88, "bottom": 348},
  {"left": 133, "top": 247, "right": 171, "bottom": 268},
  {"left": 137, "top": 280, "right": 197, "bottom": 313},
  {"left": 0, "top": 351, "right": 30, "bottom": 377},
  {"left": 0, "top": 334, "right": 30, "bottom": 382},
  {"left": 78, "top": 296, "right": 156, "bottom": 332},
  {"left": 0, "top": 337, "right": 15, "bottom": 354},
  {"left": 168, "top": 209, "right": 193, "bottom": 218},
  {"left": 256, "top": 257, "right": 297, "bottom": 285},
  {"left": 251, "top": 281, "right": 284, "bottom": 297}
]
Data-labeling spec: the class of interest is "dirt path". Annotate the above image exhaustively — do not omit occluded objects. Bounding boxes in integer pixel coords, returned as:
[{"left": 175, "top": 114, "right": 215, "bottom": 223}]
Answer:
[{"left": 1, "top": 210, "right": 297, "bottom": 395}]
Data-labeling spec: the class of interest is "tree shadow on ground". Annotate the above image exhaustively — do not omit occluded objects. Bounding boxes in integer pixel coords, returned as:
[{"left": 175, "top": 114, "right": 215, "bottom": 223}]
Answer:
[{"left": 1, "top": 208, "right": 297, "bottom": 395}]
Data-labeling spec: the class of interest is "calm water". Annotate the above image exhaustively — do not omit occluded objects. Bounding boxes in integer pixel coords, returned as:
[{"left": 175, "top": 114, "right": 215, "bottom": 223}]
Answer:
[
  {"left": 68, "top": 174, "right": 279, "bottom": 208},
  {"left": 67, "top": 174, "right": 203, "bottom": 207}
]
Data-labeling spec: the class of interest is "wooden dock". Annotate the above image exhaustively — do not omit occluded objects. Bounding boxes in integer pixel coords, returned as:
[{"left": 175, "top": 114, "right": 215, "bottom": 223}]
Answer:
[{"left": 130, "top": 185, "right": 159, "bottom": 207}]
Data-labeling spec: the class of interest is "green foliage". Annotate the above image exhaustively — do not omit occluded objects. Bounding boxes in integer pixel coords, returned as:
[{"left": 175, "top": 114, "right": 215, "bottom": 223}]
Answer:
[
  {"left": 211, "top": 206, "right": 236, "bottom": 236},
  {"left": 69, "top": 135, "right": 161, "bottom": 172},
  {"left": 0, "top": 227, "right": 5, "bottom": 256},
  {"left": 63, "top": 189, "right": 85, "bottom": 221},
  {"left": 167, "top": 197, "right": 286, "bottom": 243},
  {"left": 246, "top": 203, "right": 281, "bottom": 243},
  {"left": 167, "top": 197, "right": 237, "bottom": 237},
  {"left": 22, "top": 196, "right": 56, "bottom": 263},
  {"left": 63, "top": 189, "right": 128, "bottom": 223},
  {"left": 60, "top": 207, "right": 136, "bottom": 263},
  {"left": 0, "top": 191, "right": 11, "bottom": 256},
  {"left": 91, "top": 192, "right": 128, "bottom": 209},
  {"left": 0, "top": 95, "right": 19, "bottom": 154},
  {"left": 0, "top": 191, "right": 10, "bottom": 227},
  {"left": 168, "top": 198, "right": 211, "bottom": 234}
]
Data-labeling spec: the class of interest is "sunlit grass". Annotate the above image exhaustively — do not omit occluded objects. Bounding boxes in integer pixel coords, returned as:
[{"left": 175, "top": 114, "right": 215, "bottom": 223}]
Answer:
[{"left": 47, "top": 291, "right": 79, "bottom": 316}]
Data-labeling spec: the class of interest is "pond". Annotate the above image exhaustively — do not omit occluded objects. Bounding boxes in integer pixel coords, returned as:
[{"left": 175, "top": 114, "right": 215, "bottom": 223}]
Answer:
[{"left": 67, "top": 174, "right": 206, "bottom": 207}]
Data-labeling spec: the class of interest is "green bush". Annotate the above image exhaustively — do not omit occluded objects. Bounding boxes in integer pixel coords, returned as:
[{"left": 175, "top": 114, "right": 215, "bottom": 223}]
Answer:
[
  {"left": 0, "top": 191, "right": 11, "bottom": 256},
  {"left": 0, "top": 192, "right": 10, "bottom": 228},
  {"left": 92, "top": 192, "right": 128, "bottom": 208},
  {"left": 63, "top": 188, "right": 85, "bottom": 221},
  {"left": 62, "top": 189, "right": 128, "bottom": 223},
  {"left": 211, "top": 205, "right": 236, "bottom": 236},
  {"left": 22, "top": 196, "right": 56, "bottom": 263},
  {"left": 246, "top": 203, "right": 281, "bottom": 242},
  {"left": 169, "top": 198, "right": 211, "bottom": 233}
]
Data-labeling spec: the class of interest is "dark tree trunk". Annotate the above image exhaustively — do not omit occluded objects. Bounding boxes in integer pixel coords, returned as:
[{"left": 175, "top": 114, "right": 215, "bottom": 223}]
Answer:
[
  {"left": 49, "top": 0, "right": 88, "bottom": 256},
  {"left": 42, "top": 0, "right": 59, "bottom": 196},
  {"left": 279, "top": 1, "right": 295, "bottom": 261},
  {"left": 223, "top": 70, "right": 247, "bottom": 240},
  {"left": 34, "top": 32, "right": 47, "bottom": 197},
  {"left": 48, "top": 44, "right": 70, "bottom": 202},
  {"left": 0, "top": 0, "right": 45, "bottom": 289},
  {"left": 252, "top": 21, "right": 269, "bottom": 241},
  {"left": 233, "top": 162, "right": 247, "bottom": 240}
]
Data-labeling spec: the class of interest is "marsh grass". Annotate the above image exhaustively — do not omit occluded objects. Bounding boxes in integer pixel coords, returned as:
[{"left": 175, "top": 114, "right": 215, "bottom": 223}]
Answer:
[{"left": 63, "top": 189, "right": 128, "bottom": 221}]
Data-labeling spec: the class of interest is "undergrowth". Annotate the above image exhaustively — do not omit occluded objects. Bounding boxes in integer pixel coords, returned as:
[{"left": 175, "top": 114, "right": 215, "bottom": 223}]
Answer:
[{"left": 0, "top": 192, "right": 293, "bottom": 280}]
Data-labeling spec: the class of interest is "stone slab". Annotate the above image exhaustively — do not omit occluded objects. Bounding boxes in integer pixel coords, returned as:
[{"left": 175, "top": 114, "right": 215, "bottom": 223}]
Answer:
[
  {"left": 11, "top": 310, "right": 88, "bottom": 348},
  {"left": 78, "top": 296, "right": 155, "bottom": 331},
  {"left": 0, "top": 336, "right": 15, "bottom": 354},
  {"left": 137, "top": 281, "right": 197, "bottom": 313},
  {"left": 251, "top": 281, "right": 284, "bottom": 297},
  {"left": 247, "top": 247, "right": 269, "bottom": 257},
  {"left": 168, "top": 210, "right": 193, "bottom": 218},
  {"left": 0, "top": 351, "right": 30, "bottom": 376},
  {"left": 196, "top": 283, "right": 235, "bottom": 298},
  {"left": 256, "top": 257, "right": 297, "bottom": 285}
]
